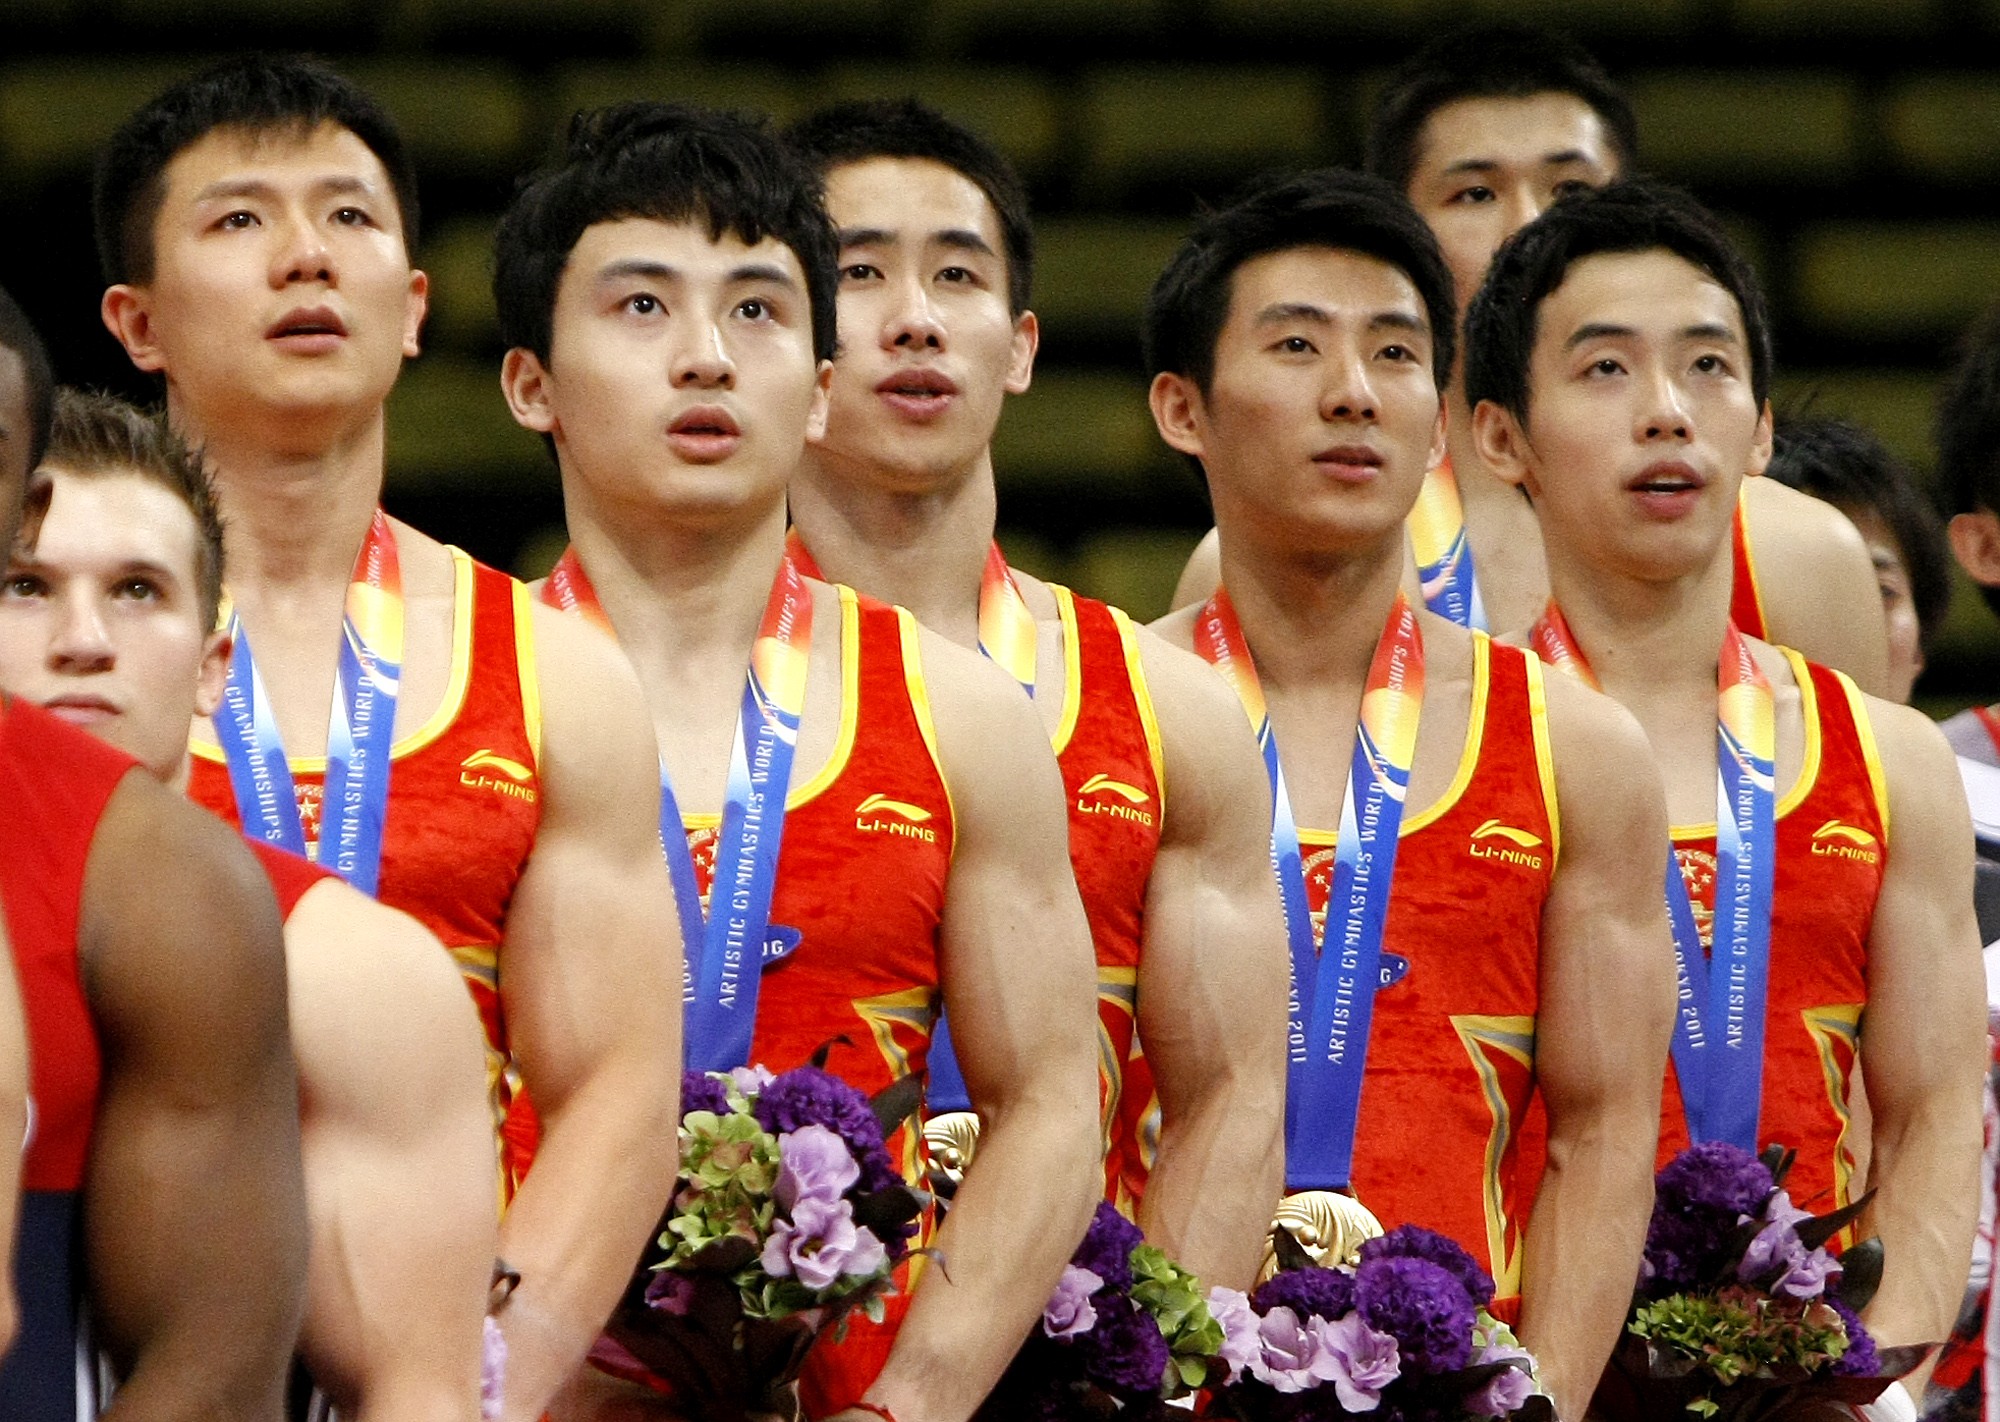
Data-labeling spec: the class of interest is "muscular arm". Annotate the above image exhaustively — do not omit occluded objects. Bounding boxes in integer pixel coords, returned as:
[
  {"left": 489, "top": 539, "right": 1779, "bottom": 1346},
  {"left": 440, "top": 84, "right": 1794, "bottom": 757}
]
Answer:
[
  {"left": 494, "top": 606, "right": 681, "bottom": 1422},
  {"left": 1516, "top": 679, "right": 1676, "bottom": 1422},
  {"left": 1745, "top": 478, "right": 1893, "bottom": 699},
  {"left": 288, "top": 883, "right": 496, "bottom": 1422},
  {"left": 1856, "top": 701, "right": 1985, "bottom": 1360},
  {"left": 83, "top": 776, "right": 308, "bottom": 1422},
  {"left": 1130, "top": 633, "right": 1288, "bottom": 1290},
  {"left": 0, "top": 920, "right": 23, "bottom": 1353},
  {"left": 859, "top": 632, "right": 1102, "bottom": 1422}
]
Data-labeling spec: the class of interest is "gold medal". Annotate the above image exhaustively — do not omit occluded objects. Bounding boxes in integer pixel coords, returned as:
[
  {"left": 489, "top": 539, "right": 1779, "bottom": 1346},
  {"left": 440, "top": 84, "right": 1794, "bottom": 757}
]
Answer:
[
  {"left": 922, "top": 1110, "right": 981, "bottom": 1187},
  {"left": 1258, "top": 1190, "right": 1384, "bottom": 1282}
]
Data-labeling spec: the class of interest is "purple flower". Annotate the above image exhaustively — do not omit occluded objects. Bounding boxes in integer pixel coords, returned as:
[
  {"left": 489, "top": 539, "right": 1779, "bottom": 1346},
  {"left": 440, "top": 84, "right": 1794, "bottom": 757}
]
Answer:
[
  {"left": 681, "top": 1069, "right": 732, "bottom": 1117},
  {"left": 1827, "top": 1296, "right": 1880, "bottom": 1377},
  {"left": 643, "top": 1269, "right": 695, "bottom": 1315},
  {"left": 760, "top": 1195, "right": 887, "bottom": 1291},
  {"left": 1043, "top": 1265, "right": 1104, "bottom": 1339},
  {"left": 1737, "top": 1191, "right": 1840, "bottom": 1300},
  {"left": 1645, "top": 1143, "right": 1778, "bottom": 1292},
  {"left": 1320, "top": 1312, "right": 1403, "bottom": 1411},
  {"left": 1248, "top": 1305, "right": 1343, "bottom": 1394},
  {"left": 1078, "top": 1292, "right": 1173, "bottom": 1395},
  {"left": 1209, "top": 1286, "right": 1262, "bottom": 1384},
  {"left": 1072, "top": 1201, "right": 1144, "bottom": 1291},
  {"left": 1355, "top": 1256, "right": 1476, "bottom": 1372},
  {"left": 729, "top": 1064, "right": 776, "bottom": 1097},
  {"left": 1363, "top": 1226, "right": 1496, "bottom": 1309},
  {"left": 754, "top": 1066, "right": 901, "bottom": 1196},
  {"left": 774, "top": 1124, "right": 862, "bottom": 1211},
  {"left": 1658, "top": 1142, "right": 1776, "bottom": 1217},
  {"left": 1469, "top": 1342, "right": 1536, "bottom": 1418},
  {"left": 1252, "top": 1265, "right": 1357, "bottom": 1322},
  {"left": 481, "top": 1315, "right": 506, "bottom": 1422}
]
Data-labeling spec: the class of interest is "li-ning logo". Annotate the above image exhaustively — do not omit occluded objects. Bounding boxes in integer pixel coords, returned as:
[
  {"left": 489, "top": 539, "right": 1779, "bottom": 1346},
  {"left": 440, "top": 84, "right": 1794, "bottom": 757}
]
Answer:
[
  {"left": 1811, "top": 819, "right": 1879, "bottom": 864},
  {"left": 460, "top": 748, "right": 538, "bottom": 803},
  {"left": 1076, "top": 772, "right": 1155, "bottom": 826},
  {"left": 855, "top": 792, "right": 938, "bottom": 842},
  {"left": 1468, "top": 818, "right": 1544, "bottom": 870}
]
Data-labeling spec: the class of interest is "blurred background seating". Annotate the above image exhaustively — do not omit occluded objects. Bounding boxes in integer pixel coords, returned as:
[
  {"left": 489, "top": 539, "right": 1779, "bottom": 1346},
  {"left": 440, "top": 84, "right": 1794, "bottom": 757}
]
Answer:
[{"left": 5, "top": 0, "right": 2000, "bottom": 711}]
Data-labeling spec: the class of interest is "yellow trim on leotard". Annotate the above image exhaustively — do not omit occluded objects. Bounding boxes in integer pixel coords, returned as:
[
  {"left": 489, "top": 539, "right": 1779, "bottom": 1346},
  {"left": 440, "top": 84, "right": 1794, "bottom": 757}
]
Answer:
[
  {"left": 1833, "top": 667, "right": 1890, "bottom": 848},
  {"left": 1111, "top": 604, "right": 1168, "bottom": 822},
  {"left": 512, "top": 577, "right": 542, "bottom": 770},
  {"left": 1048, "top": 584, "right": 1086, "bottom": 756},
  {"left": 1402, "top": 632, "right": 1490, "bottom": 835},
  {"left": 1669, "top": 645, "right": 1824, "bottom": 840},
  {"left": 898, "top": 606, "right": 959, "bottom": 856},
  {"left": 188, "top": 544, "right": 477, "bottom": 769},
  {"left": 1524, "top": 653, "right": 1561, "bottom": 872},
  {"left": 787, "top": 584, "right": 860, "bottom": 807}
]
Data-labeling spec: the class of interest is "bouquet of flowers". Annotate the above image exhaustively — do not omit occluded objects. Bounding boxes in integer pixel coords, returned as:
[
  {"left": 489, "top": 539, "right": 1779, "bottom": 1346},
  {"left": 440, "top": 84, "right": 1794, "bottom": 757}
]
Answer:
[
  {"left": 974, "top": 1202, "right": 1246, "bottom": 1420},
  {"left": 591, "top": 1063, "right": 927, "bottom": 1422},
  {"left": 1209, "top": 1224, "right": 1550, "bottom": 1422},
  {"left": 1592, "top": 1142, "right": 1928, "bottom": 1422}
]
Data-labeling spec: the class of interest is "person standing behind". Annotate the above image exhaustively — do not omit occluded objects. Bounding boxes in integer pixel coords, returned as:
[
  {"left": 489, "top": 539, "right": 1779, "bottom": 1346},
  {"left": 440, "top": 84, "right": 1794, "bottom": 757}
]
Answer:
[{"left": 91, "top": 57, "right": 681, "bottom": 1422}]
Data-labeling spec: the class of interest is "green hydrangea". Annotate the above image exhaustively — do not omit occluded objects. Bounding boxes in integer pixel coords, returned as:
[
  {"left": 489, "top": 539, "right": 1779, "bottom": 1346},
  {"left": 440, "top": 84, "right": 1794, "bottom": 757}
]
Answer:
[
  {"left": 662, "top": 1109, "right": 780, "bottom": 1265},
  {"left": 1130, "top": 1244, "right": 1226, "bottom": 1395},
  {"left": 1630, "top": 1286, "right": 1849, "bottom": 1400}
]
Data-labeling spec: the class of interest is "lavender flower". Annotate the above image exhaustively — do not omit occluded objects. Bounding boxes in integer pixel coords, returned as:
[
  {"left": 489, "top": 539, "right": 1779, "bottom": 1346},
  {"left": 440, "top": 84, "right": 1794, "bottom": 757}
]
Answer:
[
  {"left": 1737, "top": 1191, "right": 1840, "bottom": 1300},
  {"left": 1320, "top": 1312, "right": 1403, "bottom": 1411},
  {"left": 1657, "top": 1142, "right": 1776, "bottom": 1217},
  {"left": 774, "top": 1124, "right": 862, "bottom": 1211},
  {"left": 1043, "top": 1265, "right": 1104, "bottom": 1339},
  {"left": 754, "top": 1066, "right": 901, "bottom": 1196},
  {"left": 1209, "top": 1286, "right": 1262, "bottom": 1385},
  {"left": 1827, "top": 1296, "right": 1880, "bottom": 1377},
  {"left": 681, "top": 1069, "right": 732, "bottom": 1118},
  {"left": 1078, "top": 1292, "right": 1173, "bottom": 1395},
  {"left": 1363, "top": 1226, "right": 1496, "bottom": 1308},
  {"left": 760, "top": 1196, "right": 888, "bottom": 1291},
  {"left": 1469, "top": 1341, "right": 1536, "bottom": 1418},
  {"left": 1248, "top": 1306, "right": 1343, "bottom": 1394},
  {"left": 1355, "top": 1256, "right": 1476, "bottom": 1372},
  {"left": 1072, "top": 1201, "right": 1144, "bottom": 1291},
  {"left": 1252, "top": 1265, "right": 1357, "bottom": 1322},
  {"left": 729, "top": 1063, "right": 776, "bottom": 1097},
  {"left": 1645, "top": 1143, "right": 1778, "bottom": 1291},
  {"left": 643, "top": 1269, "right": 695, "bottom": 1315}
]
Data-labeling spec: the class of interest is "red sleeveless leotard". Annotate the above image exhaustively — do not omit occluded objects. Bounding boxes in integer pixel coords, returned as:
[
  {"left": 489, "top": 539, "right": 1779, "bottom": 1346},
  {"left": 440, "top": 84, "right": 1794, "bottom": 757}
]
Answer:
[
  {"left": 1731, "top": 489, "right": 1769, "bottom": 639},
  {"left": 0, "top": 697, "right": 134, "bottom": 1416},
  {"left": 1297, "top": 638, "right": 1557, "bottom": 1313},
  {"left": 1656, "top": 652, "right": 1882, "bottom": 1214},
  {"left": 188, "top": 550, "right": 544, "bottom": 1194},
  {"left": 247, "top": 840, "right": 335, "bottom": 922},
  {"left": 1044, "top": 587, "right": 1166, "bottom": 1210}
]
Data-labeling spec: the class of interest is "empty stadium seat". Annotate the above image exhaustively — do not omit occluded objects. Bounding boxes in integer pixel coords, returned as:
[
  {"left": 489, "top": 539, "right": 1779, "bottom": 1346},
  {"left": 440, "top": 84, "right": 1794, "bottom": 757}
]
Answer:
[
  {"left": 1884, "top": 75, "right": 2000, "bottom": 184},
  {"left": 1625, "top": 70, "right": 1858, "bottom": 183},
  {"left": 991, "top": 371, "right": 1170, "bottom": 494},
  {"left": 1067, "top": 529, "right": 1204, "bottom": 623},
  {"left": 1793, "top": 223, "right": 2000, "bottom": 339},
  {"left": 1079, "top": 67, "right": 1329, "bottom": 191},
  {"left": 819, "top": 66, "right": 1063, "bottom": 178},
  {"left": 417, "top": 216, "right": 500, "bottom": 352},
  {"left": 385, "top": 354, "right": 544, "bottom": 489},
  {"left": 550, "top": 63, "right": 803, "bottom": 133},
  {"left": 1032, "top": 219, "right": 1187, "bottom": 339}
]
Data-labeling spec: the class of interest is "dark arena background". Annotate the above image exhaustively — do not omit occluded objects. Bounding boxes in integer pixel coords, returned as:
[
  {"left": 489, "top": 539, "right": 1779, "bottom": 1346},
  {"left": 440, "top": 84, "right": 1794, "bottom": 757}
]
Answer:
[{"left": 3, "top": 0, "right": 1997, "bottom": 711}]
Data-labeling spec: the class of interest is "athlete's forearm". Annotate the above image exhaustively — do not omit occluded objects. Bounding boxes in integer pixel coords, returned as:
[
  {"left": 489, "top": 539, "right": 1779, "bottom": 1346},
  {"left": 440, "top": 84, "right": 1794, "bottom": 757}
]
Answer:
[
  {"left": 1515, "top": 1099, "right": 1658, "bottom": 1422},
  {"left": 866, "top": 1087, "right": 1100, "bottom": 1422},
  {"left": 1863, "top": 1088, "right": 1983, "bottom": 1358},
  {"left": 1139, "top": 1063, "right": 1284, "bottom": 1291},
  {"left": 491, "top": 1070, "right": 677, "bottom": 1422}
]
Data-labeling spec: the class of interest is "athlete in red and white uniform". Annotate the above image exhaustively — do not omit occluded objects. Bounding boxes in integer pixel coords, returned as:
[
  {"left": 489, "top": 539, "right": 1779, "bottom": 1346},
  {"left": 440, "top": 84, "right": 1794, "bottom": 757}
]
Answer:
[
  {"left": 0, "top": 390, "right": 496, "bottom": 1419},
  {"left": 492, "top": 105, "right": 1101, "bottom": 1422},
  {"left": 1169, "top": 24, "right": 1892, "bottom": 698},
  {"left": 0, "top": 290, "right": 307, "bottom": 1422},
  {"left": 1467, "top": 178, "right": 1982, "bottom": 1381},
  {"left": 94, "top": 59, "right": 679, "bottom": 1419},
  {"left": 1142, "top": 171, "right": 1674, "bottom": 1422},
  {"left": 784, "top": 100, "right": 1289, "bottom": 1287}
]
